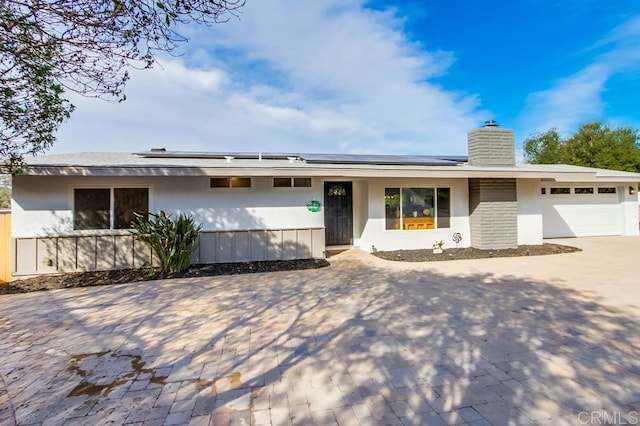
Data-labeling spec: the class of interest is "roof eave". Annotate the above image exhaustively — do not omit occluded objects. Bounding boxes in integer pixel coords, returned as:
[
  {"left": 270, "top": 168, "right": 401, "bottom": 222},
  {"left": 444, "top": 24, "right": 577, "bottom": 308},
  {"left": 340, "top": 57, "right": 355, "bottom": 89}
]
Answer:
[{"left": 20, "top": 164, "right": 638, "bottom": 181}]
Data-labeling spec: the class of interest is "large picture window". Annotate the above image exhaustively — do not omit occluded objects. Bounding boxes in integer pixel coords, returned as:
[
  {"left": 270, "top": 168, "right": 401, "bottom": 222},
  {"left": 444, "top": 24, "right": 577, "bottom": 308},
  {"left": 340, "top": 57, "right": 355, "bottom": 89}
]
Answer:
[
  {"left": 74, "top": 187, "right": 149, "bottom": 230},
  {"left": 385, "top": 187, "right": 450, "bottom": 230}
]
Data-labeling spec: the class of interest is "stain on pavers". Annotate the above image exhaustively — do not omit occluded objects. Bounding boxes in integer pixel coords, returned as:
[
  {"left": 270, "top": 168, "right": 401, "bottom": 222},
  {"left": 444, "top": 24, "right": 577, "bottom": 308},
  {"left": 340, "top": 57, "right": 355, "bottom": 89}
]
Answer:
[{"left": 66, "top": 351, "right": 160, "bottom": 397}]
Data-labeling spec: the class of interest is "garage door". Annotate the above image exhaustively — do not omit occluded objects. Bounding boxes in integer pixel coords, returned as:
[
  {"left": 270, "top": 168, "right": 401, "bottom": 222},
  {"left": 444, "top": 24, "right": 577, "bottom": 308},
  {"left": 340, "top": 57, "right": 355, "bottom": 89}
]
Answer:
[{"left": 541, "top": 186, "right": 621, "bottom": 238}]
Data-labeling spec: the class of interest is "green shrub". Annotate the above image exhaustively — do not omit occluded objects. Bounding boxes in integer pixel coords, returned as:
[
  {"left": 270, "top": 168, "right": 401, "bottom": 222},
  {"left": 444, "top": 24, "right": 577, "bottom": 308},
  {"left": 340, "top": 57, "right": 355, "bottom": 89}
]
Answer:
[{"left": 130, "top": 211, "right": 202, "bottom": 275}]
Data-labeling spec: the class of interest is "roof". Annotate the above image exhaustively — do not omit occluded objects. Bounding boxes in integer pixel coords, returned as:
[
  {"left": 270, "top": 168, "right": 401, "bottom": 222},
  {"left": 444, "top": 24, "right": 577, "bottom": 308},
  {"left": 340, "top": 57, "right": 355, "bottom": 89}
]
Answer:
[
  {"left": 23, "top": 151, "right": 467, "bottom": 167},
  {"left": 134, "top": 150, "right": 468, "bottom": 166},
  {"left": 19, "top": 151, "right": 640, "bottom": 182}
]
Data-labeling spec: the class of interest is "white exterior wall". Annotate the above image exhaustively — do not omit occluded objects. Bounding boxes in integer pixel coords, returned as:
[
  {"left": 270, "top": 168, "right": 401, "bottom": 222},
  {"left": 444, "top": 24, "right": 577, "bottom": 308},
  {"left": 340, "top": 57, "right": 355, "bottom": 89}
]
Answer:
[
  {"left": 351, "top": 180, "right": 369, "bottom": 242},
  {"left": 516, "top": 179, "right": 543, "bottom": 245},
  {"left": 12, "top": 175, "right": 324, "bottom": 237},
  {"left": 620, "top": 184, "right": 640, "bottom": 236},
  {"left": 357, "top": 178, "right": 471, "bottom": 252},
  {"left": 154, "top": 176, "right": 324, "bottom": 231},
  {"left": 13, "top": 174, "right": 637, "bottom": 260},
  {"left": 12, "top": 176, "right": 79, "bottom": 237}
]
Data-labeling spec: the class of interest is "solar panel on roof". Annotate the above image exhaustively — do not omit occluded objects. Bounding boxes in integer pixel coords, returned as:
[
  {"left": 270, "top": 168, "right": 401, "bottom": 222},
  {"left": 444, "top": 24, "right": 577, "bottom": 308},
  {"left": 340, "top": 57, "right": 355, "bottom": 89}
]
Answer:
[
  {"left": 133, "top": 151, "right": 300, "bottom": 159},
  {"left": 299, "top": 153, "right": 462, "bottom": 165},
  {"left": 133, "top": 150, "right": 467, "bottom": 166}
]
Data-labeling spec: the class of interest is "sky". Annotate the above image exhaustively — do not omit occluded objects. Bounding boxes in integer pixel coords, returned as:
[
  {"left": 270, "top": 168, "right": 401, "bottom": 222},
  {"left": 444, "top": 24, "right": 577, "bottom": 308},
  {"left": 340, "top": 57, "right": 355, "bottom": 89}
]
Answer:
[{"left": 52, "top": 0, "right": 640, "bottom": 158}]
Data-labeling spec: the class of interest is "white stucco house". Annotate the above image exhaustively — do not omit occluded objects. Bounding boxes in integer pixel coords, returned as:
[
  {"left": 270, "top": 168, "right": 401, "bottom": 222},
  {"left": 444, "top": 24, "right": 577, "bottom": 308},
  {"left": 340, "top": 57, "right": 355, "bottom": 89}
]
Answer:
[{"left": 10, "top": 122, "right": 640, "bottom": 277}]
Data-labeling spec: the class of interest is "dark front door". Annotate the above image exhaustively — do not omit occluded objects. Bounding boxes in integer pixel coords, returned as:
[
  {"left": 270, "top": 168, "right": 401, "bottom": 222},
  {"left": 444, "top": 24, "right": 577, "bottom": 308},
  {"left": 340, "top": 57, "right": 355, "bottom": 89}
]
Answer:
[{"left": 324, "top": 181, "right": 353, "bottom": 246}]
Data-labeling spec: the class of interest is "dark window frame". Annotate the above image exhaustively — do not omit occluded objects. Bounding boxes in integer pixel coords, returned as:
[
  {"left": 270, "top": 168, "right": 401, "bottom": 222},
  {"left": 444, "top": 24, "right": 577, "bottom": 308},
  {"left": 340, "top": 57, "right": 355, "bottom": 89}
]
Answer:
[
  {"left": 574, "top": 187, "right": 594, "bottom": 195},
  {"left": 384, "top": 186, "right": 451, "bottom": 231},
  {"left": 114, "top": 188, "right": 149, "bottom": 229},
  {"left": 293, "top": 177, "right": 312, "bottom": 188},
  {"left": 210, "top": 177, "right": 252, "bottom": 188},
  {"left": 73, "top": 187, "right": 149, "bottom": 231},
  {"left": 273, "top": 177, "right": 292, "bottom": 188},
  {"left": 272, "top": 177, "right": 312, "bottom": 188},
  {"left": 598, "top": 187, "right": 617, "bottom": 194},
  {"left": 74, "top": 188, "right": 110, "bottom": 230}
]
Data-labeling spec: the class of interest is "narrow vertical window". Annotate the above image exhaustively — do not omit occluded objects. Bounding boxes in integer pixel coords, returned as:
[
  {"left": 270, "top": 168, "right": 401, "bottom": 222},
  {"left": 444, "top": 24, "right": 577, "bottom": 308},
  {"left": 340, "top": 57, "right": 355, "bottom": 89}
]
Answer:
[
  {"left": 437, "top": 188, "right": 451, "bottom": 228},
  {"left": 385, "top": 188, "right": 400, "bottom": 230}
]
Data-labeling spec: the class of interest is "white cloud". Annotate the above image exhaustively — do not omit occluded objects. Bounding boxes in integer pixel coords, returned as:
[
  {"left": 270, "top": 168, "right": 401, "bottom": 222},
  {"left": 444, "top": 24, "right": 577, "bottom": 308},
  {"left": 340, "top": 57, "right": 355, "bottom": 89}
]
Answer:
[
  {"left": 54, "top": 0, "right": 483, "bottom": 156},
  {"left": 520, "top": 65, "right": 608, "bottom": 135},
  {"left": 595, "top": 14, "right": 640, "bottom": 49},
  {"left": 518, "top": 14, "right": 640, "bottom": 139}
]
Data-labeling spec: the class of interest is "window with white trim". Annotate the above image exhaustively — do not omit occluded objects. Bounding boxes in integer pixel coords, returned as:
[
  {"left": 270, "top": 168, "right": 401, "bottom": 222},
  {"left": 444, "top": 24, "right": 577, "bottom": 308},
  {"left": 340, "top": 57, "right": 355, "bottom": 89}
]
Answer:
[{"left": 74, "top": 187, "right": 149, "bottom": 230}]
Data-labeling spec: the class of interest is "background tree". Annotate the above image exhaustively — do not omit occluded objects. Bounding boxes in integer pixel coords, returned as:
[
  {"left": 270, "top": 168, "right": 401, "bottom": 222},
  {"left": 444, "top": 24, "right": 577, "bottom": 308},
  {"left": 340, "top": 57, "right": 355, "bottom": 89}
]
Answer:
[
  {"left": 523, "top": 121, "right": 640, "bottom": 172},
  {"left": 0, "top": 175, "right": 10, "bottom": 209},
  {"left": 1, "top": 0, "right": 244, "bottom": 173},
  {"left": 523, "top": 128, "right": 563, "bottom": 165}
]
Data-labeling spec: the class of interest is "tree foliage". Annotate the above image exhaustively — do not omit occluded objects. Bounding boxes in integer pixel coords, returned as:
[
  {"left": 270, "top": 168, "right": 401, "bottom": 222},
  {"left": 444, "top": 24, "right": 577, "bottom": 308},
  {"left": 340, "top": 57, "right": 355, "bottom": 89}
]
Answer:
[
  {"left": 1, "top": 0, "right": 244, "bottom": 173},
  {"left": 130, "top": 210, "right": 202, "bottom": 275},
  {"left": 523, "top": 122, "right": 640, "bottom": 172},
  {"left": 0, "top": 189, "right": 9, "bottom": 209},
  {"left": 522, "top": 128, "right": 563, "bottom": 165},
  {"left": 0, "top": 174, "right": 9, "bottom": 209}
]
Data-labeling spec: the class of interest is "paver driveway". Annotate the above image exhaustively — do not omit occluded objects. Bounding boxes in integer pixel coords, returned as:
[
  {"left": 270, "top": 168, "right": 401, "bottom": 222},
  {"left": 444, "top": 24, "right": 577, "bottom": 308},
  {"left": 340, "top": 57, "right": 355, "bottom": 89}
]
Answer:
[{"left": 1, "top": 236, "right": 639, "bottom": 426}]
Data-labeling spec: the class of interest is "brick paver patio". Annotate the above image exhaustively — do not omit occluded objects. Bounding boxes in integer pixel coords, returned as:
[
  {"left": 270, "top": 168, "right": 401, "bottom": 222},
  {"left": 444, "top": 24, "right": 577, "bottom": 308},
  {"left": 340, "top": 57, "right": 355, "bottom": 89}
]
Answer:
[{"left": 1, "top": 236, "right": 639, "bottom": 425}]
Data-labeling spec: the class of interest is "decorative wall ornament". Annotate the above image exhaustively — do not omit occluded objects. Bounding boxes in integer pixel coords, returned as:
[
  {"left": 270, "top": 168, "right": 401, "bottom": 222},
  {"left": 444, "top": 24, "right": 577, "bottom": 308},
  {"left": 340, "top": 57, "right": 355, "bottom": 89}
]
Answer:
[
  {"left": 452, "top": 232, "right": 462, "bottom": 248},
  {"left": 327, "top": 185, "right": 346, "bottom": 196},
  {"left": 306, "top": 200, "right": 321, "bottom": 212}
]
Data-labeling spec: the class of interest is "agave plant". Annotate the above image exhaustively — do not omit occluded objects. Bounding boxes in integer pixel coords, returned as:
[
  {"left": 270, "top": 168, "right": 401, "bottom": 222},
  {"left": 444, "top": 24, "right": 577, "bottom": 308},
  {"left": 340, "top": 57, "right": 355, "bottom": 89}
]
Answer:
[{"left": 130, "top": 211, "right": 202, "bottom": 275}]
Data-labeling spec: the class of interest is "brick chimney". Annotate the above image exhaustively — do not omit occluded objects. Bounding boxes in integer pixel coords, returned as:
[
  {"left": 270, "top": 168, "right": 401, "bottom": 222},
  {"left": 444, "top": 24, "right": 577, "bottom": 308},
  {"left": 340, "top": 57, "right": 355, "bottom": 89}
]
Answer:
[
  {"left": 467, "top": 121, "right": 515, "bottom": 167},
  {"left": 467, "top": 121, "right": 518, "bottom": 249}
]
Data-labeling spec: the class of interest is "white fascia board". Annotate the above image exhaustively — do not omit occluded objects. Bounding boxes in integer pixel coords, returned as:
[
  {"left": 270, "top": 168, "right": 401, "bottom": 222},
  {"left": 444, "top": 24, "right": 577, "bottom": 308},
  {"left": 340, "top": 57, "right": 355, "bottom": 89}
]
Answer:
[
  {"left": 550, "top": 172, "right": 640, "bottom": 183},
  {"left": 553, "top": 176, "right": 640, "bottom": 183},
  {"left": 21, "top": 165, "right": 611, "bottom": 180},
  {"left": 24, "top": 162, "right": 640, "bottom": 182}
]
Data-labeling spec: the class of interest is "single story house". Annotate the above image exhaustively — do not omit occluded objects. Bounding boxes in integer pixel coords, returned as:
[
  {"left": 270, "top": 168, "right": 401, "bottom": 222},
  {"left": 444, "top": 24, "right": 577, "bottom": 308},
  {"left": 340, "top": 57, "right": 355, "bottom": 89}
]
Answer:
[{"left": 10, "top": 122, "right": 640, "bottom": 277}]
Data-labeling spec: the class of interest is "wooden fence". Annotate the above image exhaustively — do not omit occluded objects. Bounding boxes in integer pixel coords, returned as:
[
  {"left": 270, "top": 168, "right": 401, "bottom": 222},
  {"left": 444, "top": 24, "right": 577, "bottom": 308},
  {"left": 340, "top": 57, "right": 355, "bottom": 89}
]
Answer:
[
  {"left": 12, "top": 228, "right": 325, "bottom": 277},
  {"left": 0, "top": 211, "right": 10, "bottom": 283}
]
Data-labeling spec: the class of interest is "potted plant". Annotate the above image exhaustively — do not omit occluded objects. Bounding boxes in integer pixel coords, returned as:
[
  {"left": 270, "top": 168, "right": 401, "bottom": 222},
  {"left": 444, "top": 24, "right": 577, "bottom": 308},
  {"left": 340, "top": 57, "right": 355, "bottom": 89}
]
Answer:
[{"left": 433, "top": 240, "right": 444, "bottom": 254}]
